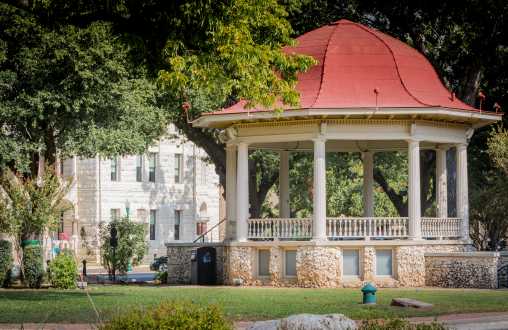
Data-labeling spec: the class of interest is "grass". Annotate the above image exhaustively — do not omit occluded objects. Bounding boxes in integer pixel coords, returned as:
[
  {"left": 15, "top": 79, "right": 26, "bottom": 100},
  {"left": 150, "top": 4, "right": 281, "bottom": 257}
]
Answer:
[{"left": 1, "top": 286, "right": 508, "bottom": 323}]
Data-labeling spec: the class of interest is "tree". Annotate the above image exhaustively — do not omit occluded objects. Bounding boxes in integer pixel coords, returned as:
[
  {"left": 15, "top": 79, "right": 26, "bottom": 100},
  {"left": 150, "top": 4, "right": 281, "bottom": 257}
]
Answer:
[
  {"left": 470, "top": 126, "right": 508, "bottom": 250},
  {"left": 100, "top": 217, "right": 147, "bottom": 278},
  {"left": 0, "top": 1, "right": 314, "bottom": 217},
  {"left": 0, "top": 3, "right": 168, "bottom": 176},
  {"left": 0, "top": 169, "right": 71, "bottom": 244}
]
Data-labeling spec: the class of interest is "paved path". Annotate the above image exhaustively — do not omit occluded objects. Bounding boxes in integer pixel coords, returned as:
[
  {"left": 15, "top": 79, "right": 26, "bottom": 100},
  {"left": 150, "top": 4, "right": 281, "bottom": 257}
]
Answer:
[
  {"left": 4, "top": 312, "right": 508, "bottom": 329},
  {"left": 236, "top": 312, "right": 508, "bottom": 330}
]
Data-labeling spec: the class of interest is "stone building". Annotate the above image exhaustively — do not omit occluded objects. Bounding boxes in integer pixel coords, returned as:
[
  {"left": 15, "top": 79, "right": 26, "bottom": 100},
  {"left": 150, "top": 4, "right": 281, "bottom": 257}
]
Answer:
[
  {"left": 167, "top": 19, "right": 502, "bottom": 288},
  {"left": 51, "top": 125, "right": 221, "bottom": 262}
]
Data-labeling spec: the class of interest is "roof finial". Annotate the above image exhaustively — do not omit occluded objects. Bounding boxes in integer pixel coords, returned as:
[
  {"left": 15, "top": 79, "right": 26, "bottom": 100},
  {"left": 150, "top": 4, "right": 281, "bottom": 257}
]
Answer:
[
  {"left": 494, "top": 102, "right": 501, "bottom": 113},
  {"left": 478, "top": 90, "right": 486, "bottom": 111}
]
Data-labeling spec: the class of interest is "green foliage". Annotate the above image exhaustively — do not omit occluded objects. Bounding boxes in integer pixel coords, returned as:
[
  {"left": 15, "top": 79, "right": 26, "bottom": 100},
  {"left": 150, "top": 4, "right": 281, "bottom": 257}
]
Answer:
[
  {"left": 487, "top": 126, "right": 508, "bottom": 175},
  {"left": 360, "top": 319, "right": 445, "bottom": 330},
  {"left": 0, "top": 169, "right": 72, "bottom": 244},
  {"left": 470, "top": 126, "right": 508, "bottom": 250},
  {"left": 155, "top": 271, "right": 168, "bottom": 285},
  {"left": 22, "top": 244, "right": 44, "bottom": 288},
  {"left": 49, "top": 252, "right": 77, "bottom": 289},
  {"left": 100, "top": 217, "right": 147, "bottom": 276},
  {"left": 0, "top": 240, "right": 13, "bottom": 287},
  {"left": 288, "top": 152, "right": 401, "bottom": 218},
  {"left": 158, "top": 0, "right": 315, "bottom": 117},
  {"left": 0, "top": 3, "right": 168, "bottom": 173},
  {"left": 101, "top": 301, "right": 231, "bottom": 330}
]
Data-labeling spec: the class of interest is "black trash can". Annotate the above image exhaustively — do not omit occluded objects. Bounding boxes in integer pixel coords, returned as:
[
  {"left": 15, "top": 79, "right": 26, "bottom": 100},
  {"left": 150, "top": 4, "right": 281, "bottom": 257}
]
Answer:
[{"left": 197, "top": 247, "right": 217, "bottom": 285}]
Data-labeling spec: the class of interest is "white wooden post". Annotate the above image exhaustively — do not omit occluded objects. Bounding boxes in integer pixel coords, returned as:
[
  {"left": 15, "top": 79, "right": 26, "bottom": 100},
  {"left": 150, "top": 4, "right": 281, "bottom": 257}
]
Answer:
[
  {"left": 408, "top": 139, "right": 422, "bottom": 239},
  {"left": 456, "top": 144, "right": 469, "bottom": 241},
  {"left": 312, "top": 138, "right": 327, "bottom": 240},
  {"left": 236, "top": 142, "right": 249, "bottom": 242},
  {"left": 279, "top": 151, "right": 290, "bottom": 218},
  {"left": 226, "top": 144, "right": 237, "bottom": 241},
  {"left": 362, "top": 151, "right": 374, "bottom": 218},
  {"left": 436, "top": 146, "right": 448, "bottom": 218}
]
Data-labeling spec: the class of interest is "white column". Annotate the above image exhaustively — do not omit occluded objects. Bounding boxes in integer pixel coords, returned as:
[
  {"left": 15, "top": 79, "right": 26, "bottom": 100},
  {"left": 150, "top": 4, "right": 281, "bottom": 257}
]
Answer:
[
  {"left": 226, "top": 145, "right": 237, "bottom": 241},
  {"left": 436, "top": 146, "right": 448, "bottom": 218},
  {"left": 408, "top": 139, "right": 422, "bottom": 239},
  {"left": 236, "top": 142, "right": 249, "bottom": 242},
  {"left": 312, "top": 138, "right": 327, "bottom": 240},
  {"left": 279, "top": 151, "right": 290, "bottom": 218},
  {"left": 362, "top": 151, "right": 374, "bottom": 218},
  {"left": 456, "top": 144, "right": 469, "bottom": 241}
]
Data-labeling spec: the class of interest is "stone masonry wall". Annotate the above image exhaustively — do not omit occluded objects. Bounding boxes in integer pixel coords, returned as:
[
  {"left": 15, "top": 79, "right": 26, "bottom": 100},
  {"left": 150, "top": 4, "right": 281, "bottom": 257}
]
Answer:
[
  {"left": 227, "top": 246, "right": 256, "bottom": 285},
  {"left": 296, "top": 246, "right": 341, "bottom": 288},
  {"left": 425, "top": 252, "right": 499, "bottom": 289},
  {"left": 166, "top": 243, "right": 497, "bottom": 289},
  {"left": 396, "top": 246, "right": 426, "bottom": 287},
  {"left": 167, "top": 246, "right": 194, "bottom": 284}
]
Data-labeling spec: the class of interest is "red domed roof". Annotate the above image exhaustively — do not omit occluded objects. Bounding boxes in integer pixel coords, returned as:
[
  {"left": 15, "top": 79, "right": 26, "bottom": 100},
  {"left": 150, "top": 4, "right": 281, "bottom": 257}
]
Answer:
[{"left": 212, "top": 19, "right": 476, "bottom": 115}]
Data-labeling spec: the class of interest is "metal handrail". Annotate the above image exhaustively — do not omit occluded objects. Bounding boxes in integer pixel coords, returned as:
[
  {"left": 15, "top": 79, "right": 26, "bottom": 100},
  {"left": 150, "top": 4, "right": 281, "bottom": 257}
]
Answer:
[{"left": 193, "top": 218, "right": 227, "bottom": 243}]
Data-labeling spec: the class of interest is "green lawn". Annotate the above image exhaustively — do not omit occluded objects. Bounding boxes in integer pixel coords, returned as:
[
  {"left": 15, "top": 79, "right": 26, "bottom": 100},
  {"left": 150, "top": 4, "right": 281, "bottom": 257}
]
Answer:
[{"left": 1, "top": 286, "right": 508, "bottom": 323}]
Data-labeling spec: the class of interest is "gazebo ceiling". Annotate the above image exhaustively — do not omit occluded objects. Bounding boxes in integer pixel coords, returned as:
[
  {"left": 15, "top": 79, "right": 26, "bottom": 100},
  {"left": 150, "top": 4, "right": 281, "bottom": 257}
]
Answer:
[{"left": 194, "top": 19, "right": 501, "bottom": 128}]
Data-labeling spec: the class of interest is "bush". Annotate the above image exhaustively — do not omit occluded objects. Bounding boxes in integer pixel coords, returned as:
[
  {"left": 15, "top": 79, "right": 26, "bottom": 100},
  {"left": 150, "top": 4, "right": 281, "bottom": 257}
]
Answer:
[
  {"left": 0, "top": 240, "right": 13, "bottom": 287},
  {"left": 23, "top": 244, "right": 44, "bottom": 288},
  {"left": 100, "top": 217, "right": 147, "bottom": 278},
  {"left": 49, "top": 252, "right": 77, "bottom": 289},
  {"left": 155, "top": 270, "right": 168, "bottom": 284},
  {"left": 101, "top": 301, "right": 232, "bottom": 330},
  {"left": 360, "top": 319, "right": 446, "bottom": 330}
]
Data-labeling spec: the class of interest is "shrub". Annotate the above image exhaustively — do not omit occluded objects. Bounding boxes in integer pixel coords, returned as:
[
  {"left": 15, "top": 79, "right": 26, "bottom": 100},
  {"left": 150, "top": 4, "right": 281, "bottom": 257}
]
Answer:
[
  {"left": 155, "top": 270, "right": 168, "bottom": 284},
  {"left": 100, "top": 217, "right": 147, "bottom": 278},
  {"left": 101, "top": 301, "right": 232, "bottom": 330},
  {"left": 0, "top": 240, "right": 13, "bottom": 287},
  {"left": 49, "top": 252, "right": 77, "bottom": 289},
  {"left": 23, "top": 244, "right": 44, "bottom": 288},
  {"left": 360, "top": 319, "right": 446, "bottom": 330}
]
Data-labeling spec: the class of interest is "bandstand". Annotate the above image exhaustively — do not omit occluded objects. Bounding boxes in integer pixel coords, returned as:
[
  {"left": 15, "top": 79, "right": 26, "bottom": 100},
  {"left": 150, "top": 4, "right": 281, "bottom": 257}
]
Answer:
[{"left": 188, "top": 19, "right": 502, "bottom": 288}]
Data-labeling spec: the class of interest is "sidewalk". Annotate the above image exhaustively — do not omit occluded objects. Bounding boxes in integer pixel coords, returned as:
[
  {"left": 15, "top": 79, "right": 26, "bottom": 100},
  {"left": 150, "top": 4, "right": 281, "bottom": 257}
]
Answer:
[
  {"left": 235, "top": 312, "right": 508, "bottom": 330},
  {"left": 4, "top": 312, "right": 508, "bottom": 330}
]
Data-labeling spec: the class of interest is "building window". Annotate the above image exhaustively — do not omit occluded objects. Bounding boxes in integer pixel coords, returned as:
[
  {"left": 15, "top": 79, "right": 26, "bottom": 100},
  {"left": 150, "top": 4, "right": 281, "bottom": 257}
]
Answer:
[
  {"left": 149, "top": 210, "right": 156, "bottom": 241},
  {"left": 136, "top": 155, "right": 143, "bottom": 182},
  {"left": 174, "top": 210, "right": 182, "bottom": 240},
  {"left": 258, "top": 250, "right": 270, "bottom": 277},
  {"left": 376, "top": 249, "right": 393, "bottom": 276},
  {"left": 196, "top": 222, "right": 207, "bottom": 236},
  {"left": 110, "top": 208, "right": 121, "bottom": 221},
  {"left": 58, "top": 212, "right": 65, "bottom": 234},
  {"left": 148, "top": 153, "right": 157, "bottom": 182},
  {"left": 285, "top": 250, "right": 297, "bottom": 277},
  {"left": 174, "top": 153, "right": 183, "bottom": 183},
  {"left": 110, "top": 158, "right": 119, "bottom": 181},
  {"left": 343, "top": 250, "right": 360, "bottom": 276}
]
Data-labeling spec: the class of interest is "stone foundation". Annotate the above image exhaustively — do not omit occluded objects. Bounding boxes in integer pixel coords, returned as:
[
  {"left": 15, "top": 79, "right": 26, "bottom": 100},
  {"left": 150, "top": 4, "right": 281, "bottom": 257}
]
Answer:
[
  {"left": 425, "top": 252, "right": 499, "bottom": 289},
  {"left": 296, "top": 246, "right": 341, "bottom": 287},
  {"left": 166, "top": 242, "right": 498, "bottom": 289}
]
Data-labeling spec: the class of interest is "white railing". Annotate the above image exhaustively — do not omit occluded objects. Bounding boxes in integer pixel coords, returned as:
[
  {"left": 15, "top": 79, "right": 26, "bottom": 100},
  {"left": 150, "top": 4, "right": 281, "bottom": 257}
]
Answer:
[
  {"left": 248, "top": 217, "right": 460, "bottom": 240},
  {"left": 421, "top": 217, "right": 461, "bottom": 239},
  {"left": 248, "top": 218, "right": 312, "bottom": 240},
  {"left": 327, "top": 217, "right": 409, "bottom": 238}
]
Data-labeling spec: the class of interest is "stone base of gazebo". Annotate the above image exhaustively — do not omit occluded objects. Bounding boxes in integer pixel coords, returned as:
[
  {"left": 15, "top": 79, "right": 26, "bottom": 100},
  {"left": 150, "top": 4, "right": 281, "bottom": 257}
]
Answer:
[{"left": 166, "top": 241, "right": 499, "bottom": 289}]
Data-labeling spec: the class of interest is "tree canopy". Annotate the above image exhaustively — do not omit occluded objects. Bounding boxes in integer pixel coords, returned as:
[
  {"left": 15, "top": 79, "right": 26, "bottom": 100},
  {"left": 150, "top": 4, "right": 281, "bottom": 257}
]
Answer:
[{"left": 0, "top": 0, "right": 507, "bottom": 230}]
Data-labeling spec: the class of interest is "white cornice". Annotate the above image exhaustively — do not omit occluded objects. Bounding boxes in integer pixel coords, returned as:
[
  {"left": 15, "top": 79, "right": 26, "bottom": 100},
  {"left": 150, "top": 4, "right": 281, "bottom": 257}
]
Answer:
[{"left": 192, "top": 107, "right": 502, "bottom": 129}]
